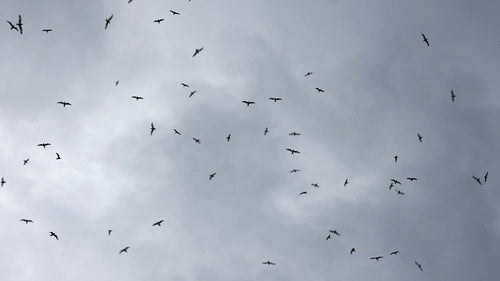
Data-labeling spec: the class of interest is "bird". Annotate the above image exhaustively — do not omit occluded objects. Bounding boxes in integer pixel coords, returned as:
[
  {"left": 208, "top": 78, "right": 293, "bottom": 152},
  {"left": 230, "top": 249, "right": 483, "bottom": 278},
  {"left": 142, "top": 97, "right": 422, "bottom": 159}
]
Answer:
[
  {"left": 371, "top": 256, "right": 383, "bottom": 261},
  {"left": 150, "top": 123, "right": 156, "bottom": 135},
  {"left": 209, "top": 172, "right": 216, "bottom": 180},
  {"left": 37, "top": 143, "right": 51, "bottom": 148},
  {"left": 472, "top": 175, "right": 482, "bottom": 186},
  {"left": 394, "top": 155, "right": 398, "bottom": 163},
  {"left": 264, "top": 127, "right": 269, "bottom": 135},
  {"left": 119, "top": 247, "right": 130, "bottom": 254},
  {"left": 20, "top": 219, "right": 33, "bottom": 224},
  {"left": 115, "top": 80, "right": 119, "bottom": 86},
  {"left": 128, "top": 0, "right": 133, "bottom": 3},
  {"left": 344, "top": 179, "right": 349, "bottom": 187},
  {"left": 181, "top": 83, "right": 189, "bottom": 87},
  {"left": 173, "top": 129, "right": 181, "bottom": 135},
  {"left": 1, "top": 177, "right": 5, "bottom": 187},
  {"left": 192, "top": 47, "right": 204, "bottom": 57},
  {"left": 57, "top": 101, "right": 71, "bottom": 107},
  {"left": 189, "top": 91, "right": 196, "bottom": 97},
  {"left": 396, "top": 190, "right": 405, "bottom": 195},
  {"left": 484, "top": 172, "right": 488, "bottom": 183},
  {"left": 315, "top": 87, "right": 324, "bottom": 93},
  {"left": 241, "top": 100, "right": 255, "bottom": 106},
  {"left": 17, "top": 15, "right": 23, "bottom": 34},
  {"left": 290, "top": 169, "right": 300, "bottom": 173},
  {"left": 286, "top": 148, "right": 300, "bottom": 154},
  {"left": 451, "top": 90, "right": 456, "bottom": 102},
  {"left": 304, "top": 72, "right": 313, "bottom": 77},
  {"left": 105, "top": 15, "right": 113, "bottom": 30},
  {"left": 421, "top": 33, "right": 429, "bottom": 46},
  {"left": 350, "top": 248, "right": 356, "bottom": 255},
  {"left": 390, "top": 179, "right": 402, "bottom": 185},
  {"left": 192, "top": 137, "right": 201, "bottom": 144},
  {"left": 152, "top": 220, "right": 164, "bottom": 226},
  {"left": 389, "top": 182, "right": 394, "bottom": 190},
  {"left": 226, "top": 134, "right": 231, "bottom": 142},
  {"left": 415, "top": 261, "right": 423, "bottom": 271},
  {"left": 329, "top": 230, "right": 340, "bottom": 236},
  {"left": 108, "top": 230, "right": 112, "bottom": 236},
  {"left": 417, "top": 134, "right": 423, "bottom": 142},
  {"left": 269, "top": 97, "right": 282, "bottom": 102},
  {"left": 311, "top": 183, "right": 319, "bottom": 188},
  {"left": 169, "top": 10, "right": 180, "bottom": 15},
  {"left": 299, "top": 191, "right": 307, "bottom": 196},
  {"left": 390, "top": 251, "right": 399, "bottom": 255},
  {"left": 42, "top": 29, "right": 52, "bottom": 33},
  {"left": 289, "top": 132, "right": 301, "bottom": 136},
  {"left": 49, "top": 232, "right": 59, "bottom": 240},
  {"left": 131, "top": 96, "right": 143, "bottom": 101},
  {"left": 6, "top": 20, "right": 18, "bottom": 31},
  {"left": 406, "top": 177, "right": 418, "bottom": 182},
  {"left": 56, "top": 153, "right": 61, "bottom": 160},
  {"left": 262, "top": 261, "right": 275, "bottom": 265},
  {"left": 154, "top": 19, "right": 164, "bottom": 24},
  {"left": 23, "top": 159, "right": 29, "bottom": 165},
  {"left": 326, "top": 235, "right": 331, "bottom": 240}
]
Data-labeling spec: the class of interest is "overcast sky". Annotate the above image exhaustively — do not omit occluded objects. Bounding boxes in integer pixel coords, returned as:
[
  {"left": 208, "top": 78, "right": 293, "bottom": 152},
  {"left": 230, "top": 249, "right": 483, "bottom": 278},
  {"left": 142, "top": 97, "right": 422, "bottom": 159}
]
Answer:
[{"left": 0, "top": 0, "right": 499, "bottom": 280}]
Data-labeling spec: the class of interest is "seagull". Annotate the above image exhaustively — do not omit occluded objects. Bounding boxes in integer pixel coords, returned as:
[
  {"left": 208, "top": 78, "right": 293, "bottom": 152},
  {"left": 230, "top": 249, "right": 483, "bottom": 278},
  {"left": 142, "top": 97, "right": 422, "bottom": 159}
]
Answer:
[
  {"left": 344, "top": 179, "right": 349, "bottom": 187},
  {"left": 150, "top": 123, "right": 156, "bottom": 135},
  {"left": 289, "top": 132, "right": 301, "bottom": 136},
  {"left": 173, "top": 129, "right": 181, "bottom": 135},
  {"left": 154, "top": 19, "right": 164, "bottom": 24},
  {"left": 189, "top": 91, "right": 196, "bottom": 97},
  {"left": 472, "top": 175, "right": 482, "bottom": 186},
  {"left": 390, "top": 179, "right": 402, "bottom": 185},
  {"left": 105, "top": 15, "right": 113, "bottom": 30},
  {"left": 181, "top": 83, "right": 189, "bottom": 87},
  {"left": 421, "top": 33, "right": 429, "bottom": 46},
  {"left": 57, "top": 101, "right": 71, "bottom": 107},
  {"left": 406, "top": 177, "right": 418, "bottom": 182},
  {"left": 350, "top": 248, "right": 356, "bottom": 254},
  {"left": 115, "top": 80, "right": 119, "bottom": 86},
  {"left": 131, "top": 96, "right": 143, "bottom": 101},
  {"left": 192, "top": 47, "right": 204, "bottom": 57},
  {"left": 241, "top": 100, "right": 255, "bottom": 106},
  {"left": 37, "top": 143, "right": 51, "bottom": 148},
  {"left": 20, "top": 219, "right": 33, "bottom": 224},
  {"left": 396, "top": 190, "right": 405, "bottom": 195},
  {"left": 262, "top": 261, "right": 275, "bottom": 265},
  {"left": 49, "top": 232, "right": 59, "bottom": 240},
  {"left": 299, "top": 191, "right": 307, "bottom": 196},
  {"left": 484, "top": 172, "right": 488, "bottom": 183},
  {"left": 42, "top": 29, "right": 52, "bottom": 33},
  {"left": 394, "top": 155, "right": 398, "bottom": 163},
  {"left": 326, "top": 235, "right": 331, "bottom": 240},
  {"left": 192, "top": 137, "right": 201, "bottom": 144},
  {"left": 169, "top": 10, "right": 180, "bottom": 15},
  {"left": 390, "top": 251, "right": 399, "bottom": 255},
  {"left": 329, "top": 230, "right": 340, "bottom": 236},
  {"left": 23, "top": 159, "right": 29, "bottom": 165},
  {"left": 286, "top": 148, "right": 300, "bottom": 154},
  {"left": 290, "top": 169, "right": 300, "bottom": 173},
  {"left": 264, "top": 127, "right": 269, "bottom": 135},
  {"left": 311, "top": 183, "right": 319, "bottom": 188},
  {"left": 17, "top": 15, "right": 23, "bottom": 34},
  {"left": 371, "top": 256, "right": 383, "bottom": 261},
  {"left": 108, "top": 230, "right": 112, "bottom": 236},
  {"left": 56, "top": 153, "right": 61, "bottom": 160},
  {"left": 6, "top": 20, "right": 18, "bottom": 31},
  {"left": 1, "top": 177, "right": 5, "bottom": 187},
  {"left": 119, "top": 247, "right": 130, "bottom": 254},
  {"left": 415, "top": 261, "right": 423, "bottom": 271},
  {"left": 389, "top": 182, "right": 394, "bottom": 190},
  {"left": 152, "top": 220, "right": 164, "bottom": 226},
  {"left": 226, "top": 134, "right": 231, "bottom": 142},
  {"left": 209, "top": 172, "right": 216, "bottom": 180},
  {"left": 451, "top": 90, "right": 456, "bottom": 102},
  {"left": 128, "top": 0, "right": 134, "bottom": 3},
  {"left": 304, "top": 72, "right": 313, "bottom": 77},
  {"left": 269, "top": 97, "right": 282, "bottom": 102},
  {"left": 417, "top": 134, "right": 423, "bottom": 142},
  {"left": 315, "top": 87, "right": 324, "bottom": 93}
]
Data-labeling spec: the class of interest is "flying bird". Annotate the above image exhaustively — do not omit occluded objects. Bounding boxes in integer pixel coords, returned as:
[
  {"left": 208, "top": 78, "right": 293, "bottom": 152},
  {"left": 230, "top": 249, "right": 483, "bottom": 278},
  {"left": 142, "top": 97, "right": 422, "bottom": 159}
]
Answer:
[
  {"left": 344, "top": 179, "right": 349, "bottom": 187},
  {"left": 105, "top": 15, "right": 113, "bottom": 30},
  {"left": 421, "top": 33, "right": 429, "bottom": 46},
  {"left": 406, "top": 177, "right": 418, "bottom": 182},
  {"left": 37, "top": 143, "right": 51, "bottom": 148},
  {"left": 390, "top": 179, "right": 402, "bottom": 185},
  {"left": 350, "top": 248, "right": 356, "bottom": 255},
  {"left": 226, "top": 134, "right": 231, "bottom": 142},
  {"left": 150, "top": 123, "right": 156, "bottom": 135},
  {"left": 20, "top": 219, "right": 33, "bottom": 224},
  {"left": 42, "top": 29, "right": 52, "bottom": 33},
  {"left": 371, "top": 256, "right": 383, "bottom": 261},
  {"left": 131, "top": 96, "right": 143, "bottom": 101},
  {"left": 484, "top": 172, "right": 488, "bottom": 183},
  {"left": 304, "top": 72, "right": 313, "bottom": 77},
  {"left": 1, "top": 177, "right": 5, "bottom": 187},
  {"left": 451, "top": 90, "right": 456, "bottom": 102},
  {"left": 152, "top": 220, "right": 164, "bottom": 226},
  {"left": 472, "top": 175, "right": 482, "bottom": 186},
  {"left": 289, "top": 132, "right": 301, "bottom": 136},
  {"left": 49, "top": 232, "right": 59, "bottom": 240},
  {"left": 390, "top": 251, "right": 399, "bottom": 255},
  {"left": 23, "top": 159, "right": 29, "bottom": 165},
  {"left": 415, "top": 261, "right": 423, "bottom": 271},
  {"left": 6, "top": 20, "right": 18, "bottom": 31},
  {"left": 119, "top": 247, "right": 130, "bottom": 254},
  {"left": 329, "top": 230, "right": 340, "bottom": 236},
  {"left": 181, "top": 83, "right": 189, "bottom": 87},
  {"left": 417, "top": 134, "right": 423, "bottom": 142},
  {"left": 173, "top": 129, "right": 181, "bottom": 135},
  {"left": 396, "top": 190, "right": 405, "bottom": 195},
  {"left": 192, "top": 47, "right": 204, "bottom": 57},
  {"left": 108, "top": 230, "right": 112, "bottom": 236},
  {"left": 286, "top": 148, "right": 300, "bottom": 154},
  {"left": 17, "top": 15, "right": 23, "bottom": 34},
  {"left": 262, "top": 261, "right": 275, "bottom": 265},
  {"left": 189, "top": 91, "right": 196, "bottom": 97},
  {"left": 264, "top": 127, "right": 269, "bottom": 135},
  {"left": 209, "top": 172, "right": 216, "bottom": 180},
  {"left": 241, "top": 100, "right": 255, "bottom": 106},
  {"left": 311, "top": 183, "right": 319, "bottom": 188},
  {"left": 56, "top": 153, "right": 61, "bottom": 160},
  {"left": 389, "top": 182, "right": 394, "bottom": 190},
  {"left": 115, "top": 80, "right": 119, "bottom": 86},
  {"left": 299, "top": 191, "right": 307, "bottom": 196},
  {"left": 326, "top": 235, "right": 331, "bottom": 240},
  {"left": 154, "top": 19, "right": 164, "bottom": 24},
  {"left": 128, "top": 0, "right": 134, "bottom": 3},
  {"left": 57, "top": 101, "right": 71, "bottom": 107},
  {"left": 192, "top": 137, "right": 201, "bottom": 144},
  {"left": 169, "top": 10, "right": 180, "bottom": 15},
  {"left": 315, "top": 87, "right": 324, "bottom": 93},
  {"left": 290, "top": 169, "right": 300, "bottom": 173},
  {"left": 394, "top": 155, "right": 398, "bottom": 163},
  {"left": 269, "top": 97, "right": 282, "bottom": 102}
]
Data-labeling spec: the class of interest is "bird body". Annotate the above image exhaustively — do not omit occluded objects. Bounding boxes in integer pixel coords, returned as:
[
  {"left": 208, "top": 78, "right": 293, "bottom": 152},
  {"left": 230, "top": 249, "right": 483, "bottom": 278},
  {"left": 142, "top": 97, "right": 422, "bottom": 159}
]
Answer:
[
  {"left": 421, "top": 33, "right": 429, "bottom": 46},
  {"left": 390, "top": 179, "right": 402, "bottom": 185},
  {"left": 350, "top": 248, "right": 356, "bottom": 254},
  {"left": 344, "top": 179, "right": 349, "bottom": 187},
  {"left": 20, "top": 219, "right": 33, "bottom": 224},
  {"left": 58, "top": 101, "right": 71, "bottom": 107},
  {"left": 415, "top": 261, "right": 423, "bottom": 271},
  {"left": 131, "top": 96, "right": 143, "bottom": 101},
  {"left": 1, "top": 177, "right": 5, "bottom": 187},
  {"left": 290, "top": 169, "right": 300, "bottom": 173},
  {"left": 6, "top": 20, "right": 18, "bottom": 31},
  {"left": 264, "top": 127, "right": 269, "bottom": 135},
  {"left": 105, "top": 15, "right": 113, "bottom": 29},
  {"left": 154, "top": 19, "right": 164, "bottom": 24},
  {"left": 472, "top": 175, "right": 482, "bottom": 185},
  {"left": 150, "top": 123, "right": 156, "bottom": 135},
  {"left": 17, "top": 15, "right": 23, "bottom": 34},
  {"left": 49, "top": 232, "right": 59, "bottom": 240},
  {"left": 119, "top": 247, "right": 130, "bottom": 254},
  {"left": 390, "top": 251, "right": 399, "bottom": 255},
  {"left": 417, "top": 134, "right": 423, "bottom": 142},
  {"left": 451, "top": 90, "right": 456, "bottom": 102},
  {"left": 371, "top": 256, "right": 383, "bottom": 261},
  {"left": 38, "top": 143, "right": 51, "bottom": 148},
  {"left": 56, "top": 153, "right": 61, "bottom": 160},
  {"left": 193, "top": 137, "right": 201, "bottom": 144},
  {"left": 304, "top": 72, "right": 313, "bottom": 77},
  {"left": 42, "top": 29, "right": 52, "bottom": 33},
  {"left": 315, "top": 87, "right": 324, "bottom": 93},
  {"left": 192, "top": 47, "right": 204, "bottom": 57},
  {"left": 209, "top": 172, "right": 216, "bottom": 180},
  {"left": 153, "top": 220, "right": 164, "bottom": 226},
  {"left": 406, "top": 177, "right": 418, "bottom": 182},
  {"left": 23, "top": 159, "right": 29, "bottom": 165},
  {"left": 173, "top": 129, "right": 181, "bottom": 135},
  {"left": 226, "top": 134, "right": 231, "bottom": 142},
  {"left": 241, "top": 100, "right": 255, "bottom": 106},
  {"left": 170, "top": 10, "right": 180, "bottom": 15},
  {"left": 286, "top": 148, "right": 300, "bottom": 154},
  {"left": 262, "top": 261, "right": 275, "bottom": 265},
  {"left": 269, "top": 97, "right": 282, "bottom": 102},
  {"left": 289, "top": 132, "right": 301, "bottom": 136}
]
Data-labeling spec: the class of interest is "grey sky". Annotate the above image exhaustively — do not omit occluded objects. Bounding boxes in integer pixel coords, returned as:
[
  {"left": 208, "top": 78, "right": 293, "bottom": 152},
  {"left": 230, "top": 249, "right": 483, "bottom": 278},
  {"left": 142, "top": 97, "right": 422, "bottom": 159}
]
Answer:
[{"left": 0, "top": 0, "right": 499, "bottom": 280}]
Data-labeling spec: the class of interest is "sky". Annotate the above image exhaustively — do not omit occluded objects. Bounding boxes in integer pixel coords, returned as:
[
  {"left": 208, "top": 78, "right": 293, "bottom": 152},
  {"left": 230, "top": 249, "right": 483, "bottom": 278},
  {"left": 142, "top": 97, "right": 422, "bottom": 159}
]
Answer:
[{"left": 0, "top": 0, "right": 499, "bottom": 280}]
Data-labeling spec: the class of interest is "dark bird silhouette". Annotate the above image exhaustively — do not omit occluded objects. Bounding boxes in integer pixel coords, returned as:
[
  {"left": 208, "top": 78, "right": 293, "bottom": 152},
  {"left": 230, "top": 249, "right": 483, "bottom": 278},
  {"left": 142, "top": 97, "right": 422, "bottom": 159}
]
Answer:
[
  {"left": 269, "top": 97, "right": 282, "bottom": 102},
  {"left": 108, "top": 230, "right": 112, "bottom": 236},
  {"left": 262, "top": 261, "right": 275, "bottom": 265},
  {"left": 484, "top": 172, "right": 488, "bottom": 183},
  {"left": 189, "top": 91, "right": 196, "bottom": 97},
  {"left": 415, "top": 261, "right": 423, "bottom": 271},
  {"left": 56, "top": 153, "right": 61, "bottom": 160},
  {"left": 192, "top": 137, "right": 201, "bottom": 144},
  {"left": 396, "top": 190, "right": 405, "bottom": 195},
  {"left": 209, "top": 172, "right": 216, "bottom": 180},
  {"left": 6, "top": 20, "right": 18, "bottom": 31},
  {"left": 20, "top": 219, "right": 33, "bottom": 224},
  {"left": 105, "top": 15, "right": 113, "bottom": 30},
  {"left": 304, "top": 72, "right": 313, "bottom": 77},
  {"left": 315, "top": 87, "right": 324, "bottom": 93},
  {"left": 289, "top": 132, "right": 301, "bottom": 136},
  {"left": 406, "top": 177, "right": 418, "bottom": 182},
  {"left": 390, "top": 179, "right": 402, "bottom": 185},
  {"left": 128, "top": 0, "right": 134, "bottom": 3},
  {"left": 451, "top": 90, "right": 456, "bottom": 102},
  {"left": 153, "top": 220, "right": 164, "bottom": 226},
  {"left": 326, "top": 235, "right": 331, "bottom": 240},
  {"left": 344, "top": 179, "right": 349, "bottom": 187},
  {"left": 371, "top": 256, "right": 383, "bottom": 261},
  {"left": 350, "top": 248, "right": 356, "bottom": 254},
  {"left": 115, "top": 80, "right": 119, "bottom": 86},
  {"left": 286, "top": 148, "right": 300, "bottom": 154},
  {"left": 192, "top": 47, "right": 204, "bottom": 57},
  {"left": 42, "top": 29, "right": 52, "bottom": 33},
  {"left": 226, "top": 134, "right": 231, "bottom": 142},
  {"left": 23, "top": 159, "right": 29, "bottom": 165},
  {"left": 49, "top": 232, "right": 58, "bottom": 240},
  {"left": 154, "top": 19, "right": 164, "bottom": 24},
  {"left": 173, "top": 129, "right": 181, "bottom": 135},
  {"left": 264, "top": 127, "right": 269, "bottom": 135},
  {"left": 119, "top": 247, "right": 130, "bottom": 254},
  {"left": 311, "top": 183, "right": 319, "bottom": 188},
  {"left": 417, "top": 134, "right": 423, "bottom": 142},
  {"left": 181, "top": 83, "right": 189, "bottom": 87},
  {"left": 472, "top": 175, "right": 482, "bottom": 186},
  {"left": 290, "top": 169, "right": 300, "bottom": 173},
  {"left": 421, "top": 33, "right": 429, "bottom": 46},
  {"left": 131, "top": 96, "right": 143, "bottom": 101},
  {"left": 57, "top": 101, "right": 71, "bottom": 107},
  {"left": 1, "top": 177, "right": 5, "bottom": 187},
  {"left": 150, "top": 123, "right": 156, "bottom": 135},
  {"left": 394, "top": 155, "right": 398, "bottom": 163},
  {"left": 37, "top": 143, "right": 51, "bottom": 148},
  {"left": 170, "top": 10, "right": 180, "bottom": 15},
  {"left": 299, "top": 191, "right": 307, "bottom": 196},
  {"left": 389, "top": 182, "right": 394, "bottom": 190},
  {"left": 329, "top": 230, "right": 340, "bottom": 236},
  {"left": 390, "top": 251, "right": 399, "bottom": 255},
  {"left": 17, "top": 15, "right": 23, "bottom": 34},
  {"left": 241, "top": 100, "right": 255, "bottom": 106}
]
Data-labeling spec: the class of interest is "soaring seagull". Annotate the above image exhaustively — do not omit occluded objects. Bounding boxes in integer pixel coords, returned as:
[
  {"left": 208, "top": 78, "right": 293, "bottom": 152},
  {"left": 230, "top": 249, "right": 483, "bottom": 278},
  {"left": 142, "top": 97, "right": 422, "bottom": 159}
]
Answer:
[
  {"left": 20, "top": 219, "right": 33, "bottom": 224},
  {"left": 150, "top": 123, "right": 156, "bottom": 135},
  {"left": 421, "top": 33, "right": 429, "bottom": 46},
  {"left": 49, "top": 232, "right": 59, "bottom": 240},
  {"left": 192, "top": 47, "right": 204, "bottom": 57},
  {"left": 58, "top": 101, "right": 71, "bottom": 107},
  {"left": 451, "top": 90, "right": 456, "bottom": 102},
  {"left": 105, "top": 15, "right": 113, "bottom": 30},
  {"left": 119, "top": 247, "right": 130, "bottom": 254},
  {"left": 6, "top": 20, "right": 18, "bottom": 31},
  {"left": 17, "top": 15, "right": 23, "bottom": 34},
  {"left": 152, "top": 220, "right": 164, "bottom": 226}
]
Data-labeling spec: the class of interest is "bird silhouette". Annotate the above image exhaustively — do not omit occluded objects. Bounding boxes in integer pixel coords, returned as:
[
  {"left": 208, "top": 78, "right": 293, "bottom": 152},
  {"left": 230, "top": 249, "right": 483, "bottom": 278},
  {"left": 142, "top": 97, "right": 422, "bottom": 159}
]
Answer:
[
  {"left": 115, "top": 80, "right": 119, "bottom": 86},
  {"left": 226, "top": 134, "right": 231, "bottom": 142},
  {"left": 329, "top": 230, "right": 340, "bottom": 236},
  {"left": 289, "top": 132, "right": 301, "bottom": 136},
  {"left": 42, "top": 29, "right": 52, "bottom": 33},
  {"left": 169, "top": 10, "right": 180, "bottom": 15},
  {"left": 417, "top": 134, "right": 423, "bottom": 142},
  {"left": 299, "top": 191, "right": 307, "bottom": 196},
  {"left": 344, "top": 179, "right": 349, "bottom": 187},
  {"left": 49, "top": 232, "right": 59, "bottom": 240},
  {"left": 370, "top": 256, "right": 383, "bottom": 261},
  {"left": 286, "top": 148, "right": 300, "bottom": 154},
  {"left": 20, "top": 219, "right": 33, "bottom": 224},
  {"left": 241, "top": 100, "right": 255, "bottom": 106},
  {"left": 150, "top": 123, "right": 156, "bottom": 135},
  {"left": 311, "top": 183, "right": 319, "bottom": 188},
  {"left": 23, "top": 159, "right": 29, "bottom": 165},
  {"left": 56, "top": 153, "right": 61, "bottom": 160},
  {"left": 173, "top": 129, "right": 181, "bottom": 135},
  {"left": 209, "top": 172, "right": 216, "bottom": 180},
  {"left": 1, "top": 177, "right": 5, "bottom": 187},
  {"left": 154, "top": 19, "right": 164, "bottom": 24},
  {"left": 396, "top": 190, "right": 405, "bottom": 195},
  {"left": 189, "top": 91, "right": 196, "bottom": 97},
  {"left": 451, "top": 90, "right": 456, "bottom": 102},
  {"left": 390, "top": 179, "right": 402, "bottom": 185},
  {"left": 326, "top": 235, "right": 331, "bottom": 240},
  {"left": 181, "top": 83, "right": 189, "bottom": 87},
  {"left": 350, "top": 248, "right": 356, "bottom": 254},
  {"left": 57, "top": 101, "right": 71, "bottom": 107},
  {"left": 389, "top": 182, "right": 394, "bottom": 190},
  {"left": 264, "top": 127, "right": 269, "bottom": 135},
  {"left": 262, "top": 261, "right": 275, "bottom": 265},
  {"left": 421, "top": 33, "right": 429, "bottom": 46},
  {"left": 390, "top": 251, "right": 399, "bottom": 255},
  {"left": 394, "top": 155, "right": 398, "bottom": 163},
  {"left": 192, "top": 47, "right": 204, "bottom": 57},
  {"left": 315, "top": 87, "right": 324, "bottom": 93},
  {"left": 152, "top": 220, "right": 164, "bottom": 226},
  {"left": 17, "top": 15, "right": 23, "bottom": 34},
  {"left": 406, "top": 177, "right": 418, "bottom": 182},
  {"left": 192, "top": 137, "right": 201, "bottom": 144},
  {"left": 108, "top": 230, "right": 112, "bottom": 236},
  {"left": 119, "top": 247, "right": 130, "bottom": 254},
  {"left": 269, "top": 97, "right": 282, "bottom": 102},
  {"left": 290, "top": 169, "right": 300, "bottom": 173},
  {"left": 6, "top": 20, "right": 18, "bottom": 31},
  {"left": 37, "top": 143, "right": 51, "bottom": 148},
  {"left": 105, "top": 15, "right": 113, "bottom": 30},
  {"left": 472, "top": 175, "right": 482, "bottom": 186},
  {"left": 131, "top": 96, "right": 143, "bottom": 101},
  {"left": 415, "top": 261, "right": 423, "bottom": 271},
  {"left": 304, "top": 72, "right": 313, "bottom": 77},
  {"left": 484, "top": 172, "right": 488, "bottom": 183}
]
